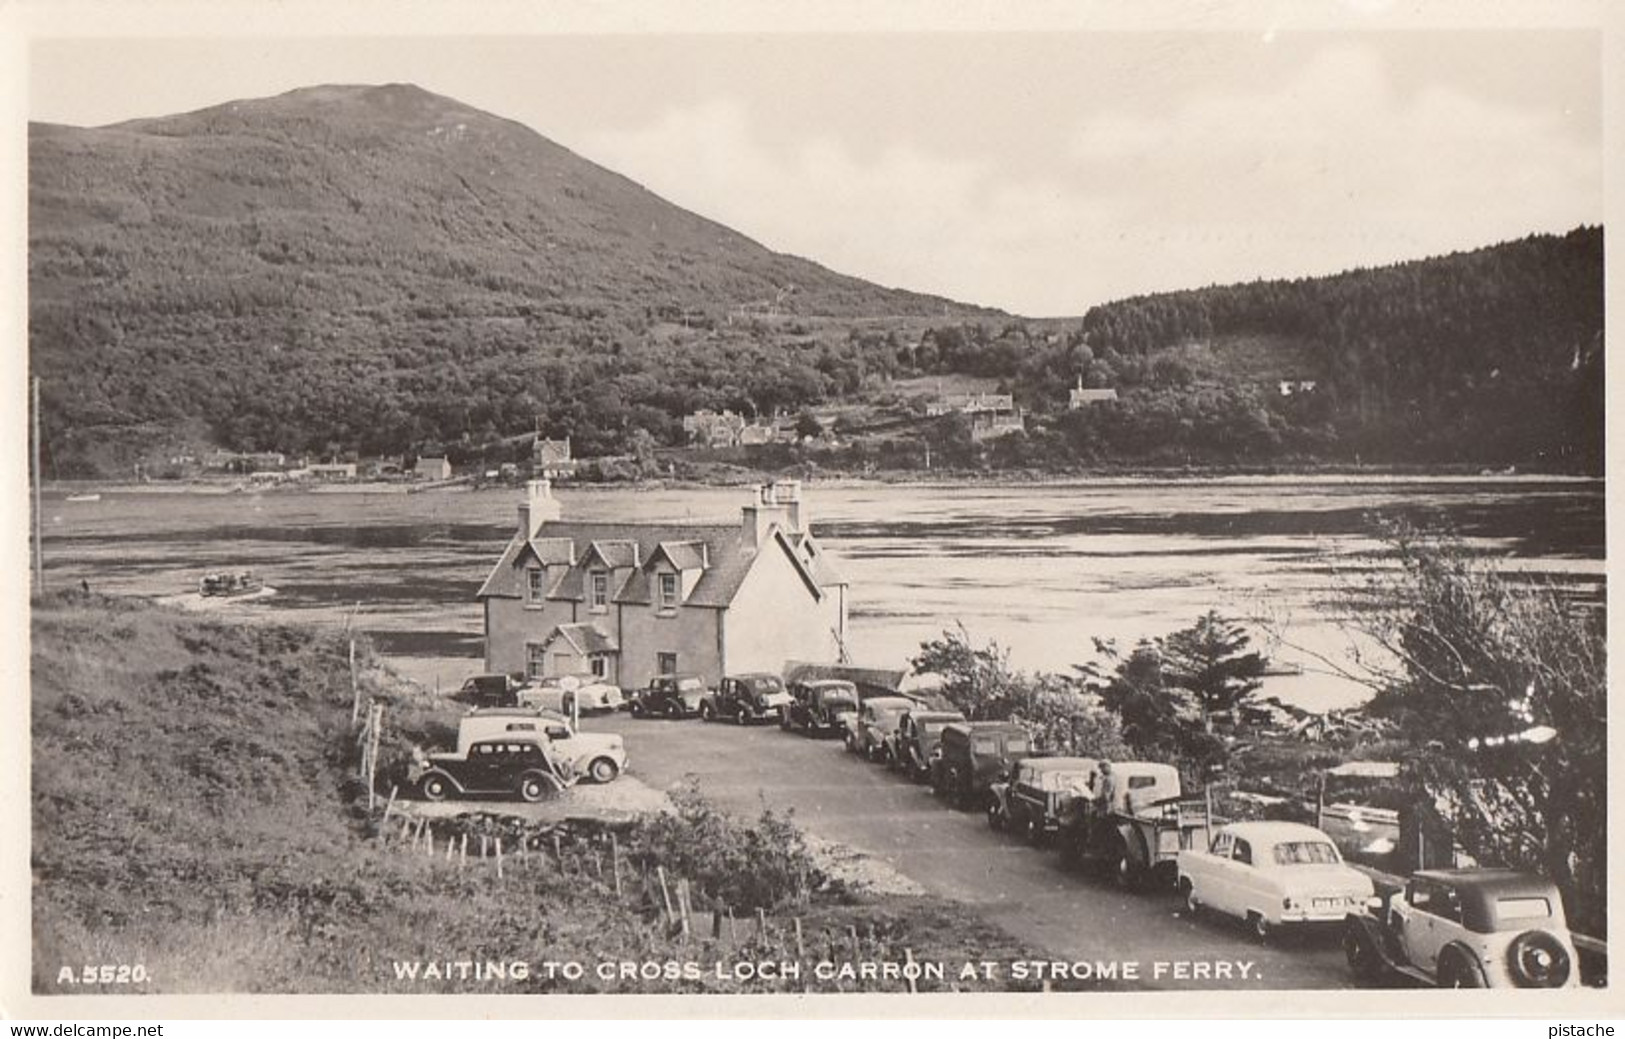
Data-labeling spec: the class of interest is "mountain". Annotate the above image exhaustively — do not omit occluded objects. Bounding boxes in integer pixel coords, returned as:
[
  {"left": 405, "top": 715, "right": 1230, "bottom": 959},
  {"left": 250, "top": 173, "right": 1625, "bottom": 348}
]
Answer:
[{"left": 29, "top": 83, "right": 995, "bottom": 473}]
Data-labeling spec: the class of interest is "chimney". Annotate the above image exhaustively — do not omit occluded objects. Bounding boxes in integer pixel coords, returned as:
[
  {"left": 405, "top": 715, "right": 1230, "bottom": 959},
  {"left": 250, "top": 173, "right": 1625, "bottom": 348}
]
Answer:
[
  {"left": 518, "top": 478, "right": 560, "bottom": 538},
  {"left": 740, "top": 481, "right": 802, "bottom": 550}
]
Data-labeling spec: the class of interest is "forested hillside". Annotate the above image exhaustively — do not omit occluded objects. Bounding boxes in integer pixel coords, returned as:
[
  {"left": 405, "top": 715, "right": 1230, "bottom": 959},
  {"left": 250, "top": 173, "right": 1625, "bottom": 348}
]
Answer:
[
  {"left": 28, "top": 82, "right": 1603, "bottom": 475},
  {"left": 28, "top": 84, "right": 991, "bottom": 475}
]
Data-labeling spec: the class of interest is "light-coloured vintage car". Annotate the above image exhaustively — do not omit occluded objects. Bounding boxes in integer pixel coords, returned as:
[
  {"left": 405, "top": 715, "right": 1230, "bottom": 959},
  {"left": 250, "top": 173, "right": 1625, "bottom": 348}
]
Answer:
[
  {"left": 1343, "top": 868, "right": 1581, "bottom": 988},
  {"left": 454, "top": 707, "right": 626, "bottom": 783},
  {"left": 516, "top": 674, "right": 626, "bottom": 714},
  {"left": 1177, "top": 820, "right": 1375, "bottom": 938}
]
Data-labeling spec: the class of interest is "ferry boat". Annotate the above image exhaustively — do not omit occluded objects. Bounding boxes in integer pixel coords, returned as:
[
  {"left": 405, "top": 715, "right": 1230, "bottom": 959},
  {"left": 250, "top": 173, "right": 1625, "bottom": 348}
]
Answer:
[{"left": 199, "top": 570, "right": 264, "bottom": 597}]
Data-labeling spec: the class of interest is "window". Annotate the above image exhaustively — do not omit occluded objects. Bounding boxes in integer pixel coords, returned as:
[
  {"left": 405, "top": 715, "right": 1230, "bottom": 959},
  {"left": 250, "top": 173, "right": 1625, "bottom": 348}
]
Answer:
[
  {"left": 1497, "top": 897, "right": 1551, "bottom": 921},
  {"left": 1232, "top": 839, "right": 1254, "bottom": 866},
  {"left": 525, "top": 566, "right": 547, "bottom": 606},
  {"left": 1272, "top": 841, "right": 1342, "bottom": 866},
  {"left": 658, "top": 572, "right": 679, "bottom": 611},
  {"left": 589, "top": 571, "right": 609, "bottom": 612},
  {"left": 589, "top": 654, "right": 608, "bottom": 678},
  {"left": 1212, "top": 832, "right": 1234, "bottom": 857},
  {"left": 525, "top": 643, "right": 547, "bottom": 680},
  {"left": 658, "top": 652, "right": 678, "bottom": 675}
]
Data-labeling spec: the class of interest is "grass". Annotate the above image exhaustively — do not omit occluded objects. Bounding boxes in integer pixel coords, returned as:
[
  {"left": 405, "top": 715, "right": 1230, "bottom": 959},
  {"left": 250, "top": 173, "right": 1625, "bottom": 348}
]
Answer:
[{"left": 31, "top": 591, "right": 1064, "bottom": 994}]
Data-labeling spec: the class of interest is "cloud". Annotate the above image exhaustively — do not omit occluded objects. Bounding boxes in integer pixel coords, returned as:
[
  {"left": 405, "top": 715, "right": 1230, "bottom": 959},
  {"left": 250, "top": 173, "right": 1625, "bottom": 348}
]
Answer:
[{"left": 580, "top": 44, "right": 1598, "bottom": 315}]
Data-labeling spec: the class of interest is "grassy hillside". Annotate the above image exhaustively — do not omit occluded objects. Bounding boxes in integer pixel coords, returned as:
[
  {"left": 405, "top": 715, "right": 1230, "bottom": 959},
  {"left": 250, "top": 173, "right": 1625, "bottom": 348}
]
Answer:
[
  {"left": 30, "top": 593, "right": 1054, "bottom": 994},
  {"left": 29, "top": 83, "right": 995, "bottom": 475}
]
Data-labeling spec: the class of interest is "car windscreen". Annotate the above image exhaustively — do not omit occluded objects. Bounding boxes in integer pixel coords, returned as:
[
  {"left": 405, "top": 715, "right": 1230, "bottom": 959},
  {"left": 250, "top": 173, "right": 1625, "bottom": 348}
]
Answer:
[
  {"left": 1035, "top": 770, "right": 1094, "bottom": 794},
  {"left": 971, "top": 736, "right": 1000, "bottom": 753},
  {"left": 675, "top": 678, "right": 704, "bottom": 692},
  {"left": 1004, "top": 737, "right": 1030, "bottom": 754},
  {"left": 1271, "top": 841, "right": 1341, "bottom": 866},
  {"left": 745, "top": 677, "right": 784, "bottom": 693}
]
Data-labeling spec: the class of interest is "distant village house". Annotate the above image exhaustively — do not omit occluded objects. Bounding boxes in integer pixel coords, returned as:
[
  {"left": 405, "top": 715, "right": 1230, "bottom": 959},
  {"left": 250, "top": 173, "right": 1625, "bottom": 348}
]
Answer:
[
  {"left": 414, "top": 457, "right": 452, "bottom": 480},
  {"left": 477, "top": 479, "right": 848, "bottom": 690},
  {"left": 926, "top": 392, "right": 1015, "bottom": 417},
  {"left": 534, "top": 437, "right": 578, "bottom": 480},
  {"left": 1278, "top": 379, "right": 1319, "bottom": 396},
  {"left": 1068, "top": 379, "right": 1119, "bottom": 409}
]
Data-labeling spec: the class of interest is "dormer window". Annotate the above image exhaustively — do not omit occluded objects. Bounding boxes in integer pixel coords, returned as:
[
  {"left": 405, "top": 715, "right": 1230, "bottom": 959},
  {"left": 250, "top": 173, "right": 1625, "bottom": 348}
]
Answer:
[
  {"left": 526, "top": 566, "right": 547, "bottom": 606},
  {"left": 658, "top": 572, "right": 679, "bottom": 613},
  {"left": 589, "top": 570, "right": 609, "bottom": 612}
]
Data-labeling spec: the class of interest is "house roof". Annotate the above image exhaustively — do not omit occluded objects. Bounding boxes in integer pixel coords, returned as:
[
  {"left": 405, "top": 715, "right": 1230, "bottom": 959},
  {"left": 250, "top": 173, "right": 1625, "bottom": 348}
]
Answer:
[
  {"left": 544, "top": 622, "right": 619, "bottom": 656},
  {"left": 479, "top": 520, "right": 840, "bottom": 608}
]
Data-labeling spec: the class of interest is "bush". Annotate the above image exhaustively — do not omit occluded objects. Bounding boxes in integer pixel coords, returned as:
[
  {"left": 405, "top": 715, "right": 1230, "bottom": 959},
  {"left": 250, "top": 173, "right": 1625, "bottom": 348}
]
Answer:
[{"left": 621, "top": 782, "right": 825, "bottom": 912}]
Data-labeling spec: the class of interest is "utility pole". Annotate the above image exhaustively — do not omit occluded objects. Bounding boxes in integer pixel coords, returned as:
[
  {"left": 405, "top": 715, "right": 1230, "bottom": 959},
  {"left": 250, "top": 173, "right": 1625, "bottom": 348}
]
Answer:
[{"left": 32, "top": 376, "right": 43, "bottom": 592}]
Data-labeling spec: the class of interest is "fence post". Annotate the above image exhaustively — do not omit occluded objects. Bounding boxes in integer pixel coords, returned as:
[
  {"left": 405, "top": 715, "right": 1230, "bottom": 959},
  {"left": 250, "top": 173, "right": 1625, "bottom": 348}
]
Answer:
[
  {"left": 756, "top": 907, "right": 767, "bottom": 942},
  {"left": 446, "top": 834, "right": 455, "bottom": 862},
  {"left": 495, "top": 837, "right": 504, "bottom": 880},
  {"left": 727, "top": 907, "right": 738, "bottom": 943},
  {"left": 656, "top": 866, "right": 674, "bottom": 923},
  {"left": 349, "top": 638, "right": 360, "bottom": 725},
  {"left": 610, "top": 834, "right": 623, "bottom": 897},
  {"left": 793, "top": 917, "right": 805, "bottom": 961},
  {"left": 380, "top": 784, "right": 398, "bottom": 827},
  {"left": 677, "top": 879, "right": 692, "bottom": 941},
  {"left": 366, "top": 703, "right": 383, "bottom": 810},
  {"left": 904, "top": 948, "right": 918, "bottom": 994},
  {"left": 459, "top": 833, "right": 467, "bottom": 870},
  {"left": 711, "top": 909, "right": 724, "bottom": 941}
]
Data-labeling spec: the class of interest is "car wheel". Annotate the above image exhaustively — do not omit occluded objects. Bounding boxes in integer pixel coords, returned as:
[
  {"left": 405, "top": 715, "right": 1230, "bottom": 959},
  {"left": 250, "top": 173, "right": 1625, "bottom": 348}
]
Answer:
[
  {"left": 987, "top": 802, "right": 1005, "bottom": 831},
  {"left": 1180, "top": 878, "right": 1201, "bottom": 916},
  {"left": 1025, "top": 818, "right": 1045, "bottom": 847},
  {"left": 845, "top": 731, "right": 860, "bottom": 754},
  {"left": 588, "top": 757, "right": 620, "bottom": 784},
  {"left": 700, "top": 702, "right": 715, "bottom": 722},
  {"left": 629, "top": 702, "right": 644, "bottom": 717},
  {"left": 1114, "top": 845, "right": 1145, "bottom": 892},
  {"left": 779, "top": 710, "right": 792, "bottom": 731},
  {"left": 1439, "top": 951, "right": 1484, "bottom": 989},
  {"left": 1246, "top": 912, "right": 1271, "bottom": 942},
  {"left": 1343, "top": 926, "right": 1384, "bottom": 984},
  {"left": 517, "top": 772, "right": 552, "bottom": 803},
  {"left": 737, "top": 707, "right": 751, "bottom": 726},
  {"left": 419, "top": 773, "right": 450, "bottom": 802}
]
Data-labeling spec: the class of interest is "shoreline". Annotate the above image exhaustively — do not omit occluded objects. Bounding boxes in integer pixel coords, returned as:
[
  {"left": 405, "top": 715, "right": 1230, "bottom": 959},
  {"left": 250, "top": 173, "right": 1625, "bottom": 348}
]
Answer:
[{"left": 43, "top": 468, "right": 1605, "bottom": 498}]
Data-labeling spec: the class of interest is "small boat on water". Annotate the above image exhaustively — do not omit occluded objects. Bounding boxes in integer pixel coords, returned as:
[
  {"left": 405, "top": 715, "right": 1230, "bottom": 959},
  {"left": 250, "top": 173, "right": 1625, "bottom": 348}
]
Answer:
[
  {"left": 199, "top": 570, "right": 265, "bottom": 597},
  {"left": 65, "top": 492, "right": 102, "bottom": 502}
]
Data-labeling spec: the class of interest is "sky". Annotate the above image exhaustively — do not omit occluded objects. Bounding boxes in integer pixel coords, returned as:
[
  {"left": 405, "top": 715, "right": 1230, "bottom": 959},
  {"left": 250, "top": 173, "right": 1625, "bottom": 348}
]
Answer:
[{"left": 22, "top": 19, "right": 1605, "bottom": 316}]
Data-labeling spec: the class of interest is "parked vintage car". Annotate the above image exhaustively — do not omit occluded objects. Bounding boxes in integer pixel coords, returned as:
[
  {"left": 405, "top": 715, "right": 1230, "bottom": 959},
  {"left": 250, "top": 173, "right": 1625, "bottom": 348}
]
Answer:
[
  {"left": 701, "top": 673, "right": 794, "bottom": 725},
  {"left": 1056, "top": 760, "right": 1211, "bottom": 890},
  {"left": 455, "top": 673, "right": 519, "bottom": 707},
  {"left": 1177, "top": 821, "right": 1375, "bottom": 938},
  {"left": 629, "top": 674, "right": 708, "bottom": 719},
  {"left": 884, "top": 708, "right": 966, "bottom": 780},
  {"left": 781, "top": 678, "right": 860, "bottom": 737},
  {"left": 843, "top": 696, "right": 917, "bottom": 760},
  {"left": 988, "top": 756, "right": 1101, "bottom": 845},
  {"left": 455, "top": 707, "right": 626, "bottom": 783},
  {"left": 516, "top": 673, "right": 626, "bottom": 714},
  {"left": 410, "top": 736, "right": 569, "bottom": 803},
  {"left": 929, "top": 721, "right": 1034, "bottom": 808},
  {"left": 1342, "top": 868, "right": 1580, "bottom": 988}
]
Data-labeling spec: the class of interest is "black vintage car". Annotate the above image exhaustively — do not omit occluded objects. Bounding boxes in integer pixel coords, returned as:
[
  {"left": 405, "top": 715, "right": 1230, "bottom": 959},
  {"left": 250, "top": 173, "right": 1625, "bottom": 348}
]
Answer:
[
  {"left": 930, "top": 721, "right": 1034, "bottom": 809},
  {"left": 988, "top": 756, "right": 1101, "bottom": 845},
  {"left": 780, "top": 678, "right": 859, "bottom": 737},
  {"left": 410, "top": 737, "right": 567, "bottom": 803},
  {"left": 456, "top": 673, "right": 519, "bottom": 707},
  {"left": 884, "top": 708, "right": 965, "bottom": 780},
  {"left": 630, "top": 674, "right": 708, "bottom": 719},
  {"left": 701, "top": 672, "right": 794, "bottom": 724}
]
